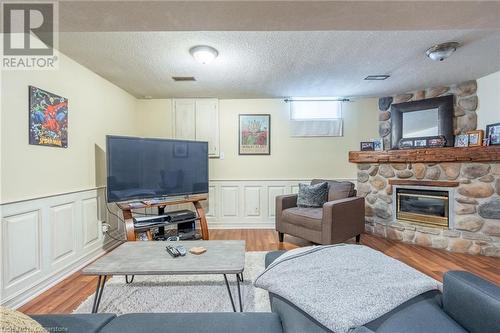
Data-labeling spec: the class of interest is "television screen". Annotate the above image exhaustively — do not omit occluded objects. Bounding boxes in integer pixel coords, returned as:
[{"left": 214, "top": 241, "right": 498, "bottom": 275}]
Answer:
[{"left": 106, "top": 135, "right": 208, "bottom": 202}]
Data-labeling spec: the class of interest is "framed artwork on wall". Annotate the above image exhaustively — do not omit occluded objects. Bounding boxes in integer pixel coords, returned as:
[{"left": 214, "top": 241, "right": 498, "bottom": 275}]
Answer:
[
  {"left": 29, "top": 86, "right": 68, "bottom": 148},
  {"left": 239, "top": 114, "right": 271, "bottom": 155}
]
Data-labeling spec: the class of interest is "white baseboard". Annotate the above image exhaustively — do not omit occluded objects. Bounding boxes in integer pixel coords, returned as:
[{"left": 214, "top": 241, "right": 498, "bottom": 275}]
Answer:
[{"left": 208, "top": 219, "right": 275, "bottom": 229}]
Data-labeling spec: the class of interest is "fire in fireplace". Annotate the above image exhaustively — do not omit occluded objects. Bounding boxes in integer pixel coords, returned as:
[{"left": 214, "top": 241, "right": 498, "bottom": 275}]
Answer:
[{"left": 396, "top": 188, "right": 449, "bottom": 227}]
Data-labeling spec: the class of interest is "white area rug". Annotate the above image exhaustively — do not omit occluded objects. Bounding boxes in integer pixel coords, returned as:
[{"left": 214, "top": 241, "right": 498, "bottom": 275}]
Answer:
[{"left": 74, "top": 252, "right": 270, "bottom": 314}]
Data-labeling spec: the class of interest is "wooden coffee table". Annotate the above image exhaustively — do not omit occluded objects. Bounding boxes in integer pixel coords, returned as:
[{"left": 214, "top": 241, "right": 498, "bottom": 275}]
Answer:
[{"left": 82, "top": 240, "right": 246, "bottom": 313}]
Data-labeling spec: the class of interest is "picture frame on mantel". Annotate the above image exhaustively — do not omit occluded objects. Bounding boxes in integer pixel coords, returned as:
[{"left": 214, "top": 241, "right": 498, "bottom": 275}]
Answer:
[
  {"left": 455, "top": 134, "right": 469, "bottom": 147},
  {"left": 398, "top": 135, "right": 446, "bottom": 149},
  {"left": 467, "top": 130, "right": 484, "bottom": 147},
  {"left": 486, "top": 122, "right": 500, "bottom": 146}
]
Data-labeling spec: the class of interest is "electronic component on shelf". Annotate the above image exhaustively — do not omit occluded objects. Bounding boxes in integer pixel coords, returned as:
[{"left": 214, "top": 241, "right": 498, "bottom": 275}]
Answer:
[{"left": 133, "top": 215, "right": 169, "bottom": 225}]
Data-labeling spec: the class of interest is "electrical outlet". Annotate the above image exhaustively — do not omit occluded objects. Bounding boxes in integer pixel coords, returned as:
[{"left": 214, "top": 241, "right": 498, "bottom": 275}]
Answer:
[
  {"left": 102, "top": 223, "right": 110, "bottom": 233},
  {"left": 220, "top": 152, "right": 225, "bottom": 160}
]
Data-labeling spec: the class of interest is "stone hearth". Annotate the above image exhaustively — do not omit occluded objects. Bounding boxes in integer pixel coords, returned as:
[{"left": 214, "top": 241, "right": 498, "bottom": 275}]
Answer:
[{"left": 357, "top": 162, "right": 500, "bottom": 257}]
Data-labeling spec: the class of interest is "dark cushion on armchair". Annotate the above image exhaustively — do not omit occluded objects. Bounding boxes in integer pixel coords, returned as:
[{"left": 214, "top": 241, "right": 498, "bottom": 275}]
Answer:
[{"left": 311, "top": 179, "right": 355, "bottom": 201}]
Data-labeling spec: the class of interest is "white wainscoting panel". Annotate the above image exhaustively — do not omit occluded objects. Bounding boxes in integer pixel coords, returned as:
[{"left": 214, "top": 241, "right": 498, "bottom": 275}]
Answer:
[
  {"left": 2, "top": 210, "right": 42, "bottom": 290},
  {"left": 206, "top": 186, "right": 217, "bottom": 217},
  {"left": 244, "top": 186, "right": 261, "bottom": 217},
  {"left": 0, "top": 188, "right": 122, "bottom": 309},
  {"left": 268, "top": 186, "right": 286, "bottom": 218},
  {"left": 50, "top": 203, "right": 76, "bottom": 265},
  {"left": 82, "top": 197, "right": 100, "bottom": 248},
  {"left": 206, "top": 179, "right": 355, "bottom": 229},
  {"left": 221, "top": 186, "right": 239, "bottom": 217}
]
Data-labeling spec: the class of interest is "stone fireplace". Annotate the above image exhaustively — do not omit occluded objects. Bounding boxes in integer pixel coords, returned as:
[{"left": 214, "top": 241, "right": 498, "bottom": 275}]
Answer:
[
  {"left": 394, "top": 187, "right": 451, "bottom": 228},
  {"left": 348, "top": 79, "right": 500, "bottom": 257},
  {"left": 349, "top": 148, "right": 500, "bottom": 258}
]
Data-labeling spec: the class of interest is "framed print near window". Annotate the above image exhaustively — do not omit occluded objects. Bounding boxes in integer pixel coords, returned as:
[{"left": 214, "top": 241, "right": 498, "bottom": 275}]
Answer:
[{"left": 239, "top": 114, "right": 271, "bottom": 155}]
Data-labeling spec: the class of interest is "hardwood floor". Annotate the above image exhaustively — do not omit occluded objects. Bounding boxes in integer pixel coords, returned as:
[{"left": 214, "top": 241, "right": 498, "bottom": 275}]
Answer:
[{"left": 19, "top": 230, "right": 500, "bottom": 315}]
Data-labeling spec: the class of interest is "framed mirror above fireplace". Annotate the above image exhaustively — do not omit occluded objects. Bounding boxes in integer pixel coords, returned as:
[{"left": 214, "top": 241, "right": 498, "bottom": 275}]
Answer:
[{"left": 391, "top": 95, "right": 454, "bottom": 149}]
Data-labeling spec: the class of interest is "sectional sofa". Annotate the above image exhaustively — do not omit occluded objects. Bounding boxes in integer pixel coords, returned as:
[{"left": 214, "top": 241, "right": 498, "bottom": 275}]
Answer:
[{"left": 31, "top": 251, "right": 500, "bottom": 333}]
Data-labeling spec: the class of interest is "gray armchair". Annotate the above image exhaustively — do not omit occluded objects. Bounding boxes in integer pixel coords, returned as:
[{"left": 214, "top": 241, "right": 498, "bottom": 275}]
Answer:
[{"left": 275, "top": 179, "right": 365, "bottom": 244}]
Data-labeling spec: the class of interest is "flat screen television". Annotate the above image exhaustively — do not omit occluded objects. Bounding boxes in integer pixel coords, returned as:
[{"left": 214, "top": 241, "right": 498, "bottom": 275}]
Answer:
[{"left": 106, "top": 135, "right": 208, "bottom": 203}]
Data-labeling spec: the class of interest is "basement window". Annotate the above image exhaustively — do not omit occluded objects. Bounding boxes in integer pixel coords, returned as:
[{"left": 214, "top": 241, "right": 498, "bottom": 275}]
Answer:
[{"left": 288, "top": 99, "right": 343, "bottom": 137}]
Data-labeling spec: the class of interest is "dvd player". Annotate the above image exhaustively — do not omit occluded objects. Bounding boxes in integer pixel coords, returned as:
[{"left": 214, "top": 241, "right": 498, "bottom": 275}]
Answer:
[
  {"left": 133, "top": 215, "right": 169, "bottom": 225},
  {"left": 133, "top": 210, "right": 197, "bottom": 225}
]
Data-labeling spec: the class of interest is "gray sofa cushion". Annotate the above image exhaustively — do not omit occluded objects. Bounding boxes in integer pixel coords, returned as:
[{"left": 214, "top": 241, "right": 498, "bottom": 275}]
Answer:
[
  {"left": 443, "top": 271, "right": 500, "bottom": 333},
  {"left": 311, "top": 179, "right": 355, "bottom": 201},
  {"left": 282, "top": 207, "right": 323, "bottom": 230},
  {"left": 297, "top": 182, "right": 328, "bottom": 208},
  {"left": 265, "top": 251, "right": 286, "bottom": 268},
  {"left": 31, "top": 313, "right": 116, "bottom": 333},
  {"left": 367, "top": 292, "right": 466, "bottom": 333},
  {"left": 99, "top": 313, "right": 283, "bottom": 333}
]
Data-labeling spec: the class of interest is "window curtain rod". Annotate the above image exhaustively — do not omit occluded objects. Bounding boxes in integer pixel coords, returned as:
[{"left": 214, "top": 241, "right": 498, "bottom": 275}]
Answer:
[{"left": 284, "top": 98, "right": 351, "bottom": 103}]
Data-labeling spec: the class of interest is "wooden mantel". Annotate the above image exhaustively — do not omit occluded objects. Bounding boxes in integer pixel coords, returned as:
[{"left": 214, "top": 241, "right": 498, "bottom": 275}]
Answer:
[{"left": 349, "top": 146, "right": 500, "bottom": 164}]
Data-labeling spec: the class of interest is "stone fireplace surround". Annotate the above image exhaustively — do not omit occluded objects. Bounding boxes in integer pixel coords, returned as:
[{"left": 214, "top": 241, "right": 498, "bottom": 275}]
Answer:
[
  {"left": 350, "top": 152, "right": 500, "bottom": 258},
  {"left": 348, "top": 80, "right": 500, "bottom": 257}
]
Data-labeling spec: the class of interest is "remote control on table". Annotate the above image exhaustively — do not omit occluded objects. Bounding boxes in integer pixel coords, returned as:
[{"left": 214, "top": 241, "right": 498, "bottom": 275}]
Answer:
[
  {"left": 166, "top": 245, "right": 180, "bottom": 258},
  {"left": 176, "top": 245, "right": 187, "bottom": 256}
]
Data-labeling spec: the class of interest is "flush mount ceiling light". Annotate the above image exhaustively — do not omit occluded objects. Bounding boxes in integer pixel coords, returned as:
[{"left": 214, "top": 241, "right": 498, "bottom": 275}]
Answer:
[
  {"left": 189, "top": 45, "right": 218, "bottom": 64},
  {"left": 364, "top": 75, "right": 390, "bottom": 81},
  {"left": 426, "top": 42, "right": 460, "bottom": 61}
]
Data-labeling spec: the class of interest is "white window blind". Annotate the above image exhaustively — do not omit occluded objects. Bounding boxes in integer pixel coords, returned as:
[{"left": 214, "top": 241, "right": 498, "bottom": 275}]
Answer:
[
  {"left": 290, "top": 100, "right": 342, "bottom": 120},
  {"left": 289, "top": 100, "right": 343, "bottom": 137}
]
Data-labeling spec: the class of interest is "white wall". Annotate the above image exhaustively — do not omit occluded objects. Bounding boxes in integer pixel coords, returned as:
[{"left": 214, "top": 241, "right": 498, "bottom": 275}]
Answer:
[
  {"left": 135, "top": 99, "right": 173, "bottom": 138},
  {"left": 1, "top": 53, "right": 138, "bottom": 204},
  {"left": 0, "top": 52, "right": 136, "bottom": 307},
  {"left": 477, "top": 70, "right": 500, "bottom": 129},
  {"left": 210, "top": 98, "right": 378, "bottom": 180},
  {"left": 134, "top": 98, "right": 379, "bottom": 180},
  {"left": 134, "top": 98, "right": 374, "bottom": 230}
]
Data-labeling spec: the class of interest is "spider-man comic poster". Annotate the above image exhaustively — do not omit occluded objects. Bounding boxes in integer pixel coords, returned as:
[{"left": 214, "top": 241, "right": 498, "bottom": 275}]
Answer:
[{"left": 29, "top": 86, "right": 68, "bottom": 148}]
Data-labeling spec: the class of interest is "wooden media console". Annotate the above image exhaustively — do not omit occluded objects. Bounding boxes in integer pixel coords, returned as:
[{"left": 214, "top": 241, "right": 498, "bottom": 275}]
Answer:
[{"left": 116, "top": 195, "right": 209, "bottom": 241}]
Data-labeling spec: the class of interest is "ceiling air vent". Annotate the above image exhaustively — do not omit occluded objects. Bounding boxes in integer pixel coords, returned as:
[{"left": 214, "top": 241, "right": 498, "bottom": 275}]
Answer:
[
  {"left": 172, "top": 76, "right": 196, "bottom": 82},
  {"left": 364, "top": 75, "right": 390, "bottom": 81}
]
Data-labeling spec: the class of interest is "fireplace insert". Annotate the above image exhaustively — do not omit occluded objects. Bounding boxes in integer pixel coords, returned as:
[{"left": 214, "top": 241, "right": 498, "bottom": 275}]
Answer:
[{"left": 396, "top": 188, "right": 449, "bottom": 227}]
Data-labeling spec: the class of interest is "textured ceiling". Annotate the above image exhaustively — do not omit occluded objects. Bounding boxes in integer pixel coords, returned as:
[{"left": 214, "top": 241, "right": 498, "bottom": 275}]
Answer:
[{"left": 59, "top": 30, "right": 500, "bottom": 98}]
